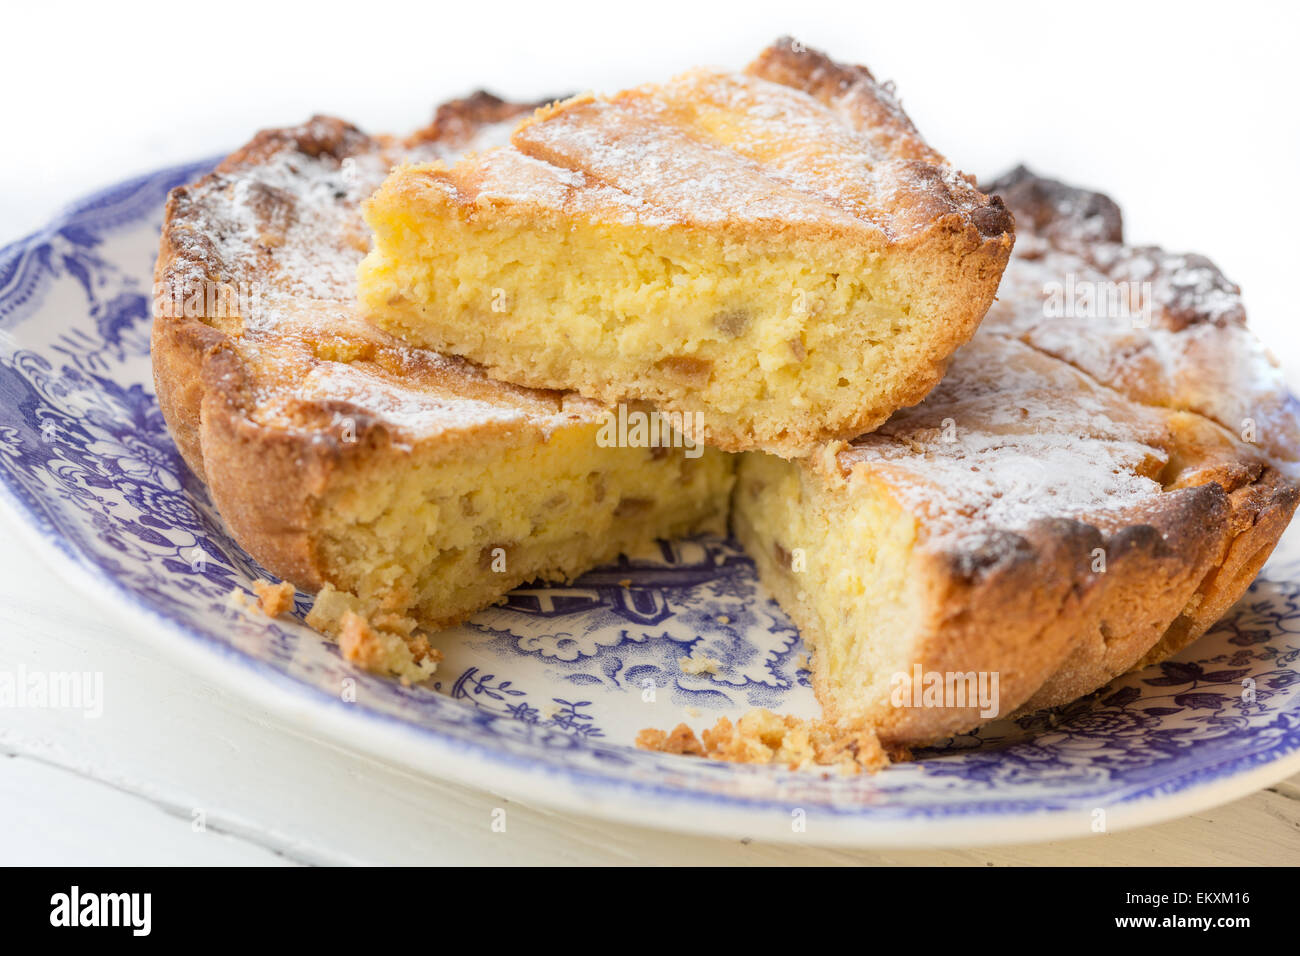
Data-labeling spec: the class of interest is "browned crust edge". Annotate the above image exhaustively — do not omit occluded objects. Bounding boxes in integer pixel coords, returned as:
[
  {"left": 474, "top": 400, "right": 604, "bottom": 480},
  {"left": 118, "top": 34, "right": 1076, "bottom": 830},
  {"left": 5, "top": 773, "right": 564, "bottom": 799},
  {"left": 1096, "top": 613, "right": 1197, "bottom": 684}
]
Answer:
[{"left": 749, "top": 36, "right": 1015, "bottom": 242}]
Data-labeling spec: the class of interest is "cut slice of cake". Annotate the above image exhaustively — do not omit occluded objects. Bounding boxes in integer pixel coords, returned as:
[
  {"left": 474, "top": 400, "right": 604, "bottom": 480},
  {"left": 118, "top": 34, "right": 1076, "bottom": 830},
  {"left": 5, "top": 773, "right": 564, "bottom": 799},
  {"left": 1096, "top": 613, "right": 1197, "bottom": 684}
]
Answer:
[
  {"left": 725, "top": 170, "right": 1299, "bottom": 747},
  {"left": 356, "top": 39, "right": 1014, "bottom": 456},
  {"left": 153, "top": 98, "right": 734, "bottom": 682}
]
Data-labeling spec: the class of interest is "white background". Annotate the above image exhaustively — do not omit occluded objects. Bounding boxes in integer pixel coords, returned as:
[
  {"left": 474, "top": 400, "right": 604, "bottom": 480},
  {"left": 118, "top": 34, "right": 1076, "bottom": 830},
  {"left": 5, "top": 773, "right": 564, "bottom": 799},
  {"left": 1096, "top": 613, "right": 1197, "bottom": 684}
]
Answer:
[{"left": 2, "top": 0, "right": 1299, "bottom": 864}]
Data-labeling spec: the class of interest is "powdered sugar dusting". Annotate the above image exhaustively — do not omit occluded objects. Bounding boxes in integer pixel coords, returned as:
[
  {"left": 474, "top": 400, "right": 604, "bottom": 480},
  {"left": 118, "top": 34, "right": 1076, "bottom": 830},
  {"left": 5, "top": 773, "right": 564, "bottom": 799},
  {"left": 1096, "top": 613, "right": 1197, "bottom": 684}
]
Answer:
[
  {"left": 982, "top": 222, "right": 1300, "bottom": 467},
  {"left": 840, "top": 334, "right": 1175, "bottom": 548},
  {"left": 837, "top": 177, "right": 1300, "bottom": 550},
  {"left": 438, "top": 68, "right": 995, "bottom": 238},
  {"left": 299, "top": 362, "right": 532, "bottom": 435}
]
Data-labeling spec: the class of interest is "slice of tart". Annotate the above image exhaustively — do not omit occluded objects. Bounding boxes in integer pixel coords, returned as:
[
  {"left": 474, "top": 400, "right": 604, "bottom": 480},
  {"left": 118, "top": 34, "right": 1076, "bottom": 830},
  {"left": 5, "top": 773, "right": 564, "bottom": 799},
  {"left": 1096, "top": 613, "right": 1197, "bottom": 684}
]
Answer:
[
  {"left": 726, "top": 170, "right": 1299, "bottom": 747},
  {"left": 356, "top": 39, "right": 1014, "bottom": 456},
  {"left": 152, "top": 98, "right": 734, "bottom": 683}
]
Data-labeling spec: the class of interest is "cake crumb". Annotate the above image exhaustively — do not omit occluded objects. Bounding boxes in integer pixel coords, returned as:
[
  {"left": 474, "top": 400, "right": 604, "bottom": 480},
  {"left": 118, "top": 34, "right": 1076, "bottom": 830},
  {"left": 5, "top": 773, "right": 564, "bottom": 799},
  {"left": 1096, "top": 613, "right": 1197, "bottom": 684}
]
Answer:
[
  {"left": 636, "top": 723, "right": 705, "bottom": 756},
  {"left": 252, "top": 579, "right": 296, "bottom": 618},
  {"left": 338, "top": 610, "right": 443, "bottom": 685},
  {"left": 637, "top": 709, "right": 907, "bottom": 775},
  {"left": 716, "top": 614, "right": 731, "bottom": 625},
  {"left": 305, "top": 583, "right": 362, "bottom": 634},
  {"left": 679, "top": 653, "right": 721, "bottom": 675},
  {"left": 618, "top": 579, "right": 632, "bottom": 588},
  {"left": 795, "top": 653, "right": 811, "bottom": 671},
  {"left": 338, "top": 611, "right": 390, "bottom": 672},
  {"left": 308, "top": 583, "right": 440, "bottom": 684},
  {"left": 226, "top": 587, "right": 252, "bottom": 611}
]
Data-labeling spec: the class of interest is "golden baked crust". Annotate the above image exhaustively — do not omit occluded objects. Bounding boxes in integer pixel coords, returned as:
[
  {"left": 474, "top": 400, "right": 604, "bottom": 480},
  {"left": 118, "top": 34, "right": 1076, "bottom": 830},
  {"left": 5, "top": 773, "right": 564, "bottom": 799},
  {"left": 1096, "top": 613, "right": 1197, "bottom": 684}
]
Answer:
[
  {"left": 152, "top": 96, "right": 734, "bottom": 679},
  {"left": 356, "top": 39, "right": 1014, "bottom": 456},
  {"left": 744, "top": 38, "right": 1014, "bottom": 239},
  {"left": 731, "top": 168, "right": 1299, "bottom": 747}
]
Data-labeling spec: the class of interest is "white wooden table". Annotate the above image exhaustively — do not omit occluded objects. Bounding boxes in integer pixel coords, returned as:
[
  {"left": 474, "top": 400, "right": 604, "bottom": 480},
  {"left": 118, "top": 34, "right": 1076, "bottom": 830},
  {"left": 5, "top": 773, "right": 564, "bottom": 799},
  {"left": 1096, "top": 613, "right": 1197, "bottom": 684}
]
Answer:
[{"left": 1, "top": 506, "right": 1297, "bottom": 866}]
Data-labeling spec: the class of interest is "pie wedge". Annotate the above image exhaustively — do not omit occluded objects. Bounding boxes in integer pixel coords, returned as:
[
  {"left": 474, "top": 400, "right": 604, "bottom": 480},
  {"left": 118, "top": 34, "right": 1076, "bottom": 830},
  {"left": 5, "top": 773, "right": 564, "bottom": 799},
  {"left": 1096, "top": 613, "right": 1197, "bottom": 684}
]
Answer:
[{"left": 356, "top": 39, "right": 1014, "bottom": 456}]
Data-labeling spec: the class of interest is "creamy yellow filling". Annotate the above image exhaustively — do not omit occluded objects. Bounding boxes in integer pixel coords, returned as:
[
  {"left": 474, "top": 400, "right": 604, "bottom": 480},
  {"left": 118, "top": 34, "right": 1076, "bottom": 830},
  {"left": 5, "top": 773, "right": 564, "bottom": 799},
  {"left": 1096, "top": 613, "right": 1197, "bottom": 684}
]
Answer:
[
  {"left": 317, "top": 422, "right": 734, "bottom": 628},
  {"left": 357, "top": 202, "right": 926, "bottom": 430},
  {"left": 735, "top": 452, "right": 921, "bottom": 720}
]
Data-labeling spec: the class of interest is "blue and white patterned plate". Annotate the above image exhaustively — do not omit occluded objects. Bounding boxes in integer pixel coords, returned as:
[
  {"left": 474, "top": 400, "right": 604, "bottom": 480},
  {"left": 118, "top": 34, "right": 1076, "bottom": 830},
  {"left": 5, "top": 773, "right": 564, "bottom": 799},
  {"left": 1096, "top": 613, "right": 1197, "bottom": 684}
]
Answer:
[{"left": 2, "top": 161, "right": 1298, "bottom": 847}]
